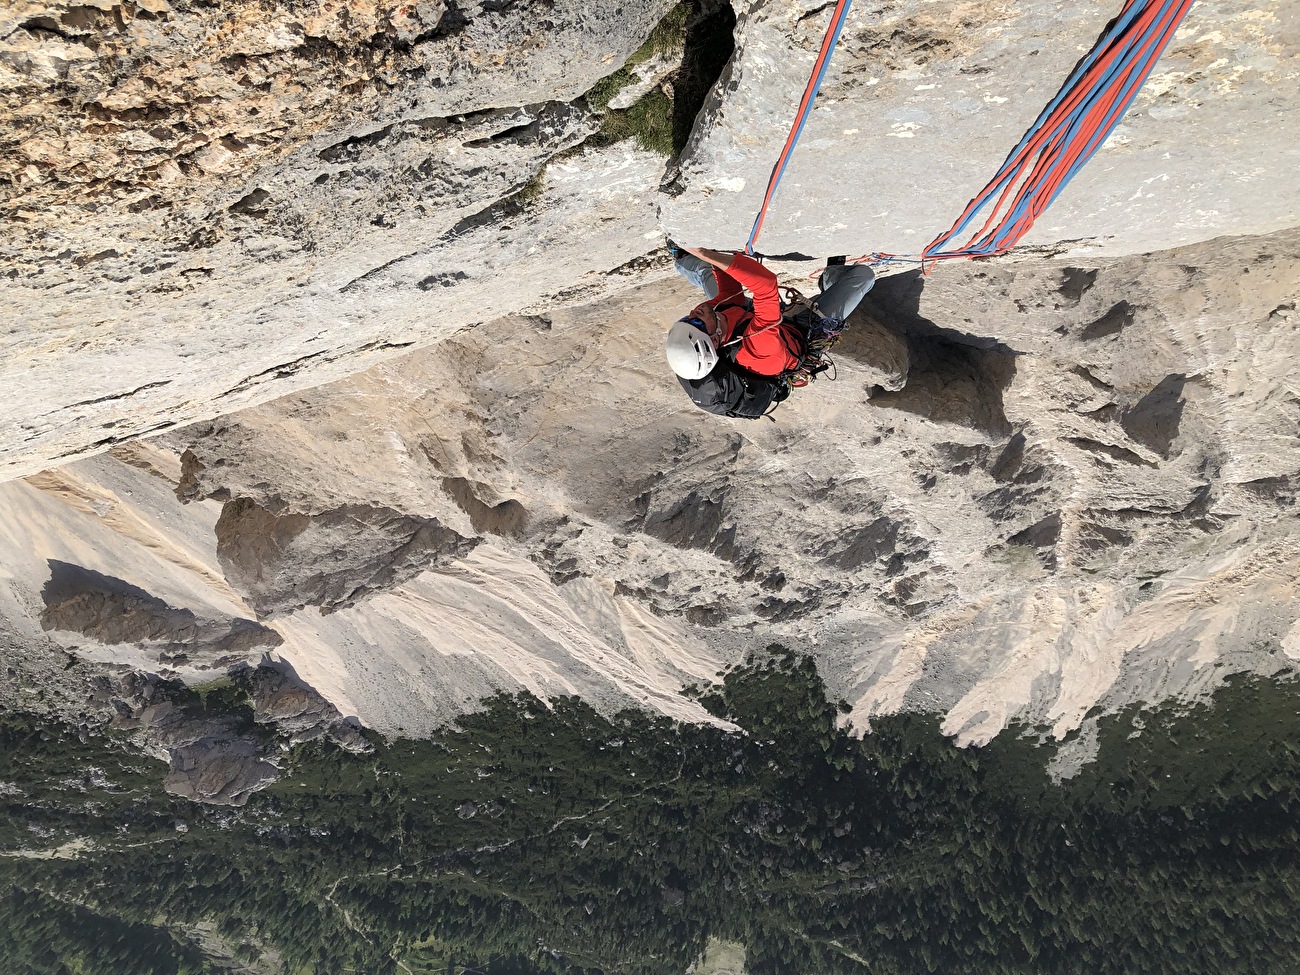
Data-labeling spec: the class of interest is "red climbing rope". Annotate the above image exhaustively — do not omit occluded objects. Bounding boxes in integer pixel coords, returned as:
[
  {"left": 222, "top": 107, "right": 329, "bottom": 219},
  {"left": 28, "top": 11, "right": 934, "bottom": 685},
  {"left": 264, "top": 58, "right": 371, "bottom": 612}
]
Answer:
[
  {"left": 742, "top": 0, "right": 1195, "bottom": 271},
  {"left": 859, "top": 0, "right": 1196, "bottom": 270},
  {"left": 745, "top": 0, "right": 854, "bottom": 256}
]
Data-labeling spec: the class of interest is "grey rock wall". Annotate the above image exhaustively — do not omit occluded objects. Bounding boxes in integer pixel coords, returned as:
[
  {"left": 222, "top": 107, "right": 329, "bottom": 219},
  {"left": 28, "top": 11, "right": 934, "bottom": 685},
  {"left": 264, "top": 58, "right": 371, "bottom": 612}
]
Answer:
[
  {"left": 2, "top": 226, "right": 1296, "bottom": 769},
  {"left": 1, "top": 0, "right": 675, "bottom": 481},
  {"left": 152, "top": 224, "right": 1300, "bottom": 746},
  {"left": 1, "top": 0, "right": 1299, "bottom": 785},
  {"left": 3, "top": 0, "right": 1298, "bottom": 487},
  {"left": 213, "top": 496, "right": 479, "bottom": 618},
  {"left": 663, "top": 0, "right": 1299, "bottom": 257}
]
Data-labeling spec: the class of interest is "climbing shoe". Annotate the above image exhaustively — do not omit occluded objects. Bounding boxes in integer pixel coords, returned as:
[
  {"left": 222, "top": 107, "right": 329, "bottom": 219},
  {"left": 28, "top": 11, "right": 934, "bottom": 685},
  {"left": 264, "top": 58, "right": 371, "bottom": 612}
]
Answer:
[{"left": 666, "top": 239, "right": 684, "bottom": 259}]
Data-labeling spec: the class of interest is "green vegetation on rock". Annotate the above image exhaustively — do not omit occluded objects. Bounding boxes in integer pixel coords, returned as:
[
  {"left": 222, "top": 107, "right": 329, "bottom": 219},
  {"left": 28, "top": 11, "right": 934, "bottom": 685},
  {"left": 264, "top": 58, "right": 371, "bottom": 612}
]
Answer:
[
  {"left": 586, "top": 1, "right": 735, "bottom": 156},
  {"left": 2, "top": 651, "right": 1299, "bottom": 974},
  {"left": 585, "top": 4, "right": 691, "bottom": 114}
]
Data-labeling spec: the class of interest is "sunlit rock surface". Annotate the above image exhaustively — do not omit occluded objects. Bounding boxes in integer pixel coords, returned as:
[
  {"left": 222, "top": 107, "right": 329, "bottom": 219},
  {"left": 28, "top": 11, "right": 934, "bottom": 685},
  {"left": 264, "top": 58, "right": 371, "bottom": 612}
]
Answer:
[
  {"left": 663, "top": 0, "right": 1300, "bottom": 256},
  {"left": 2, "top": 3, "right": 1300, "bottom": 971},
  {"left": 5, "top": 226, "right": 1294, "bottom": 752},
  {"left": 1, "top": 0, "right": 676, "bottom": 479},
  {"left": 159, "top": 227, "right": 1300, "bottom": 745},
  {"left": 0, "top": 0, "right": 1298, "bottom": 763}
]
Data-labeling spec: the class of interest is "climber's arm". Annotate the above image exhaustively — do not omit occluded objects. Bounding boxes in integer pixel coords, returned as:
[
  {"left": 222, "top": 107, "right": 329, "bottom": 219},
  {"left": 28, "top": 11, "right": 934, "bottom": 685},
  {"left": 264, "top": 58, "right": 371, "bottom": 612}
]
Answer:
[
  {"left": 680, "top": 246, "right": 746, "bottom": 306},
  {"left": 678, "top": 248, "right": 780, "bottom": 323},
  {"left": 681, "top": 246, "right": 737, "bottom": 270},
  {"left": 717, "top": 253, "right": 782, "bottom": 328}
]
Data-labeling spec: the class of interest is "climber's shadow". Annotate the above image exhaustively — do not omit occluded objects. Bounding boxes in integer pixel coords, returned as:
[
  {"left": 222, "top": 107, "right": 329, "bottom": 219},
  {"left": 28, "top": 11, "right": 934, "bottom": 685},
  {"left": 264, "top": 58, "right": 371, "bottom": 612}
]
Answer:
[{"left": 837, "top": 269, "right": 1020, "bottom": 436}]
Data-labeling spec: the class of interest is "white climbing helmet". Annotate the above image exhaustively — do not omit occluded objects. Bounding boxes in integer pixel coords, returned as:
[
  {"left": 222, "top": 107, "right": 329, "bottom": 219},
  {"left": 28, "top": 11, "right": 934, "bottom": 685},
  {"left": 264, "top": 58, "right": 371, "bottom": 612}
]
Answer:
[{"left": 665, "top": 318, "right": 718, "bottom": 380}]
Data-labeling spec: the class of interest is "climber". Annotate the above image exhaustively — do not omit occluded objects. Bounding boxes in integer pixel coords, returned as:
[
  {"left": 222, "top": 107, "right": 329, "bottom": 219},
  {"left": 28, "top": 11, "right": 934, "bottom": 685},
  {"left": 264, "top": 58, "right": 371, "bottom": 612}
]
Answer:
[{"left": 665, "top": 243, "right": 876, "bottom": 418}]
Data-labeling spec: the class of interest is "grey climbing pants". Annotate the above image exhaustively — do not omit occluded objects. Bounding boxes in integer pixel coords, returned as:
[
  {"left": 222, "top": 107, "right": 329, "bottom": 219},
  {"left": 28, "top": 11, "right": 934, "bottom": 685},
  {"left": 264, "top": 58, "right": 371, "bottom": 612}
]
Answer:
[
  {"left": 673, "top": 255, "right": 876, "bottom": 325},
  {"left": 814, "top": 263, "right": 876, "bottom": 324}
]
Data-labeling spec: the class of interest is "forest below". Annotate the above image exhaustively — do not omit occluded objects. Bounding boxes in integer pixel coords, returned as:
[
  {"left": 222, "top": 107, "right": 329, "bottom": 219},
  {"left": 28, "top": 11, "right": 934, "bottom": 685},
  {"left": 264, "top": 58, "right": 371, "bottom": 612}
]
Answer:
[{"left": 3, "top": 650, "right": 1299, "bottom": 975}]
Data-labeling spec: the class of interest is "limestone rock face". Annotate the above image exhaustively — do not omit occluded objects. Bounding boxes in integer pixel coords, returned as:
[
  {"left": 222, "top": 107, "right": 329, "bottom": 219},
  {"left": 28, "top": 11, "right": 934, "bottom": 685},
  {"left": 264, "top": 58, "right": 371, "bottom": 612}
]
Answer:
[
  {"left": 155, "top": 225, "right": 1300, "bottom": 746},
  {"left": 1, "top": 0, "right": 1299, "bottom": 781},
  {"left": 108, "top": 674, "right": 280, "bottom": 806},
  {"left": 2, "top": 0, "right": 1296, "bottom": 486},
  {"left": 663, "top": 0, "right": 1300, "bottom": 257},
  {"left": 115, "top": 661, "right": 371, "bottom": 805},
  {"left": 241, "top": 662, "right": 371, "bottom": 753},
  {"left": 0, "top": 444, "right": 731, "bottom": 737},
  {"left": 0, "top": 0, "right": 675, "bottom": 481},
  {"left": 213, "top": 496, "right": 479, "bottom": 618},
  {"left": 2, "top": 0, "right": 671, "bottom": 262},
  {"left": 161, "top": 734, "right": 280, "bottom": 807}
]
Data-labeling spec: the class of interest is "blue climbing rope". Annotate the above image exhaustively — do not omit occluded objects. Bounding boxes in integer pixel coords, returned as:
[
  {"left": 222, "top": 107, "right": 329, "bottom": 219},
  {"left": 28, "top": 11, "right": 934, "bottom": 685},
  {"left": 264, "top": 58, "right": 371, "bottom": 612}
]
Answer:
[{"left": 746, "top": 0, "right": 1196, "bottom": 269}]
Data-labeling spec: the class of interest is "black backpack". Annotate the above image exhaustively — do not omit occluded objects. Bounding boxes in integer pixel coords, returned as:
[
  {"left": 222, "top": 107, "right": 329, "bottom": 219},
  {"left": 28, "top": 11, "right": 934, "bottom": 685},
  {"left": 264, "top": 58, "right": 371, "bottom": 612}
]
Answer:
[{"left": 678, "top": 357, "right": 790, "bottom": 420}]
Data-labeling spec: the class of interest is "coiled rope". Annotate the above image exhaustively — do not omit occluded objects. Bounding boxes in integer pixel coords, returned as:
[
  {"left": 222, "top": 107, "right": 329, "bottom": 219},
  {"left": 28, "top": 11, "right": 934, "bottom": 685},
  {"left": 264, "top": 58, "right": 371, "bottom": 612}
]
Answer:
[{"left": 746, "top": 0, "right": 1196, "bottom": 271}]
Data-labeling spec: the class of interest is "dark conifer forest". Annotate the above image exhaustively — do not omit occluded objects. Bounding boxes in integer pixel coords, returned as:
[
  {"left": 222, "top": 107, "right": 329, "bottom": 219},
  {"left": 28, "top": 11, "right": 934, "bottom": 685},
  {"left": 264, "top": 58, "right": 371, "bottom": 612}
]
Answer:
[{"left": 3, "top": 650, "right": 1299, "bottom": 974}]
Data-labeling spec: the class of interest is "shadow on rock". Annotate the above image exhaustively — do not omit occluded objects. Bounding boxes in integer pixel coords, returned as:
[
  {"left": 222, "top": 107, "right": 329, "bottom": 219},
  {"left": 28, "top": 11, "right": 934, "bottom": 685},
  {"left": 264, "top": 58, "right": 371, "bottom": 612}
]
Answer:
[
  {"left": 869, "top": 337, "right": 1016, "bottom": 436},
  {"left": 866, "top": 268, "right": 1019, "bottom": 355},
  {"left": 39, "top": 560, "right": 281, "bottom": 668},
  {"left": 1120, "top": 373, "right": 1187, "bottom": 459},
  {"left": 840, "top": 271, "right": 1018, "bottom": 435}
]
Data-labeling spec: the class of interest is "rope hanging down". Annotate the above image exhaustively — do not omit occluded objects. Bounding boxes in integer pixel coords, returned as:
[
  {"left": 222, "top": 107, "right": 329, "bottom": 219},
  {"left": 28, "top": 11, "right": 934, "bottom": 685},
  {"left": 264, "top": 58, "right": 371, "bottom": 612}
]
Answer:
[
  {"left": 747, "top": 0, "right": 1195, "bottom": 268},
  {"left": 744, "top": 0, "right": 854, "bottom": 256}
]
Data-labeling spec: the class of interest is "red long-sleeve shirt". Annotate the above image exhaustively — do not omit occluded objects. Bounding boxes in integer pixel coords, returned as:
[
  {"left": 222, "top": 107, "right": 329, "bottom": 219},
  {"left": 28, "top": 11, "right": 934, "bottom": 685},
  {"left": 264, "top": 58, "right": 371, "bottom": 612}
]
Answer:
[{"left": 707, "top": 254, "right": 801, "bottom": 377}]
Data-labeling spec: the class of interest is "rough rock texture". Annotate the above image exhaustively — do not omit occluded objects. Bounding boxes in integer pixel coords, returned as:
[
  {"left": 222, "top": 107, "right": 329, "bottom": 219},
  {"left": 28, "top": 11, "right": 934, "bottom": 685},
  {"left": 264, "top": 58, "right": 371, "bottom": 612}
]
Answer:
[
  {"left": 0, "top": 0, "right": 676, "bottom": 481},
  {"left": 663, "top": 0, "right": 1300, "bottom": 257},
  {"left": 2, "top": 0, "right": 1299, "bottom": 777},
  {"left": 158, "top": 731, "right": 279, "bottom": 806},
  {"left": 152, "top": 224, "right": 1300, "bottom": 745},
  {"left": 3, "top": 0, "right": 1296, "bottom": 484},
  {"left": 0, "top": 444, "right": 730, "bottom": 733},
  {"left": 127, "top": 662, "right": 370, "bottom": 802},
  {"left": 213, "top": 496, "right": 479, "bottom": 618},
  {"left": 238, "top": 662, "right": 370, "bottom": 753},
  {"left": 40, "top": 560, "right": 281, "bottom": 666},
  {"left": 0, "top": 447, "right": 367, "bottom": 801},
  {"left": 1, "top": 0, "right": 672, "bottom": 265},
  {"left": 3, "top": 232, "right": 1298, "bottom": 752},
  {"left": 106, "top": 671, "right": 279, "bottom": 806}
]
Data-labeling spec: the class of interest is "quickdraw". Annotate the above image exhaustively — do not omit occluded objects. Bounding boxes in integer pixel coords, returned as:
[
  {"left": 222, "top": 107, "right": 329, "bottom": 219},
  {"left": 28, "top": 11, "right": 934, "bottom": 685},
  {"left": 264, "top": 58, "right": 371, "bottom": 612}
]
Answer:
[{"left": 780, "top": 286, "right": 840, "bottom": 390}]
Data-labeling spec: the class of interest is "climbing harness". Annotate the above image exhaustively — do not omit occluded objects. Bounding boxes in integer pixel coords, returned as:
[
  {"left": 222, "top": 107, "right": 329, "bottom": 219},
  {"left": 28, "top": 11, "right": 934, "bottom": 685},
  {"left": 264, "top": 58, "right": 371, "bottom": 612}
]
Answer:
[
  {"left": 778, "top": 286, "right": 841, "bottom": 388},
  {"left": 715, "top": 285, "right": 841, "bottom": 393},
  {"left": 747, "top": 0, "right": 1196, "bottom": 271}
]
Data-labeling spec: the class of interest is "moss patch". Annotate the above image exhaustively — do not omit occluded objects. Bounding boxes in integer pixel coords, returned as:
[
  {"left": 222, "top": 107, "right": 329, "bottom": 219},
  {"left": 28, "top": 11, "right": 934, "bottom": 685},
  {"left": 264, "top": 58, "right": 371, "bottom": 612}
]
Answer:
[{"left": 586, "top": 1, "right": 736, "bottom": 157}]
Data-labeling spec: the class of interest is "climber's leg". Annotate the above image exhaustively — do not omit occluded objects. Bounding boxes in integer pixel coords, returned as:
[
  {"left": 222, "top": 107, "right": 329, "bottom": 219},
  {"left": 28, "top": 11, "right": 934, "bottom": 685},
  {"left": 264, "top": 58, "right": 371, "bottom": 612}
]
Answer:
[
  {"left": 814, "top": 263, "right": 876, "bottom": 324},
  {"left": 674, "top": 253, "right": 721, "bottom": 301}
]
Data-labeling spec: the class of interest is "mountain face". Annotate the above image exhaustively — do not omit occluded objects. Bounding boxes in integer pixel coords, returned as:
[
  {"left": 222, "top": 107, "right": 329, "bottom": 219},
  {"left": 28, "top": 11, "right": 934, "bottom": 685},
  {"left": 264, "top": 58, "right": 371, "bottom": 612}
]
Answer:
[
  {"left": 3, "top": 224, "right": 1296, "bottom": 789},
  {"left": 2, "top": 1, "right": 1300, "bottom": 969},
  {"left": 2, "top": 0, "right": 1299, "bottom": 772},
  {"left": 2, "top": 0, "right": 684, "bottom": 479},
  {"left": 3, "top": 0, "right": 1295, "bottom": 479}
]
